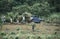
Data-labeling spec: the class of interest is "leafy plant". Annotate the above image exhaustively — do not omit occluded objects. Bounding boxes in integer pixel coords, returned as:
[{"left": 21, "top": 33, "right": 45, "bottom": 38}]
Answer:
[
  {"left": 16, "top": 27, "right": 20, "bottom": 31},
  {"left": 15, "top": 36, "right": 19, "bottom": 39},
  {"left": 3, "top": 36, "right": 8, "bottom": 39},
  {"left": 10, "top": 32, "right": 16, "bottom": 35},
  {"left": 46, "top": 13, "right": 60, "bottom": 25},
  {"left": 0, "top": 31, "right": 6, "bottom": 36},
  {"left": 0, "top": 17, "right": 3, "bottom": 29}
]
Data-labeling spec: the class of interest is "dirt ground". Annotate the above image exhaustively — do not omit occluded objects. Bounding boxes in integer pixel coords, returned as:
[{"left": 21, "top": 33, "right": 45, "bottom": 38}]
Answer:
[{"left": 1, "top": 22, "right": 60, "bottom": 35}]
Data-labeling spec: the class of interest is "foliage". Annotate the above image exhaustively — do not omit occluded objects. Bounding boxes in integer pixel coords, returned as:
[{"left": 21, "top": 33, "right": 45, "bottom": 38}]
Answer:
[
  {"left": 31, "top": 2, "right": 50, "bottom": 17},
  {"left": 48, "top": 0, "right": 60, "bottom": 12},
  {"left": 10, "top": 32, "right": 16, "bottom": 35},
  {"left": 0, "top": 30, "right": 60, "bottom": 39},
  {"left": 16, "top": 27, "right": 20, "bottom": 31},
  {"left": 0, "top": 0, "right": 12, "bottom": 14},
  {"left": 0, "top": 31, "right": 6, "bottom": 36},
  {"left": 0, "top": 0, "right": 60, "bottom": 16},
  {"left": 46, "top": 13, "right": 60, "bottom": 25},
  {"left": 12, "top": 2, "right": 51, "bottom": 17},
  {"left": 0, "top": 17, "right": 3, "bottom": 29}
]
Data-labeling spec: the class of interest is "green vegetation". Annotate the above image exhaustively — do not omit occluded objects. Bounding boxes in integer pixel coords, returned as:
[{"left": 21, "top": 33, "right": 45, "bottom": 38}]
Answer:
[
  {"left": 45, "top": 13, "right": 60, "bottom": 26},
  {"left": 0, "top": 30, "right": 60, "bottom": 39},
  {"left": 0, "top": 0, "right": 60, "bottom": 24},
  {"left": 0, "top": 0, "right": 60, "bottom": 16},
  {"left": 0, "top": 17, "right": 3, "bottom": 29},
  {"left": 0, "top": 0, "right": 60, "bottom": 39}
]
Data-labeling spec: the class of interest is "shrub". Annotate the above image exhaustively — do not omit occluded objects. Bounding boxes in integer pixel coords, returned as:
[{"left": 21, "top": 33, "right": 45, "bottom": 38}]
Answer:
[
  {"left": 37, "top": 36, "right": 41, "bottom": 39},
  {"left": 8, "top": 35, "right": 15, "bottom": 39},
  {"left": 16, "top": 27, "right": 20, "bottom": 31},
  {"left": 15, "top": 36, "right": 19, "bottom": 39},
  {"left": 0, "top": 31, "right": 6, "bottom": 36},
  {"left": 46, "top": 37, "right": 53, "bottom": 39},
  {"left": 3, "top": 36, "right": 8, "bottom": 39},
  {"left": 46, "top": 13, "right": 60, "bottom": 25},
  {"left": 10, "top": 32, "right": 16, "bottom": 35},
  {"left": 26, "top": 36, "right": 30, "bottom": 39}
]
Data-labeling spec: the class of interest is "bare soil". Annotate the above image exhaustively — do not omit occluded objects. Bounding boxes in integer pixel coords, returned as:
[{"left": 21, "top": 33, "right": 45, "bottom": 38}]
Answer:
[{"left": 1, "top": 22, "right": 60, "bottom": 34}]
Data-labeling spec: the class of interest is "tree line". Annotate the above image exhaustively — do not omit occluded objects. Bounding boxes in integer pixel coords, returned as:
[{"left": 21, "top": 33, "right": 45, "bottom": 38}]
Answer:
[
  {"left": 0, "top": 0, "right": 60, "bottom": 15},
  {"left": 0, "top": 0, "right": 60, "bottom": 25}
]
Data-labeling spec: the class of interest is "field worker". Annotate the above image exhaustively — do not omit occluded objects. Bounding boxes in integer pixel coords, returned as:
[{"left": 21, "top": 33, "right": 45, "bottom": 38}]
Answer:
[
  {"left": 30, "top": 16, "right": 33, "bottom": 21},
  {"left": 21, "top": 16, "right": 25, "bottom": 23},
  {"left": 23, "top": 16, "right": 25, "bottom": 21},
  {"left": 10, "top": 18, "right": 13, "bottom": 23},
  {"left": 1, "top": 15, "right": 6, "bottom": 23},
  {"left": 15, "top": 16, "right": 19, "bottom": 23},
  {"left": 16, "top": 19, "right": 19, "bottom": 23},
  {"left": 31, "top": 22, "right": 36, "bottom": 32}
]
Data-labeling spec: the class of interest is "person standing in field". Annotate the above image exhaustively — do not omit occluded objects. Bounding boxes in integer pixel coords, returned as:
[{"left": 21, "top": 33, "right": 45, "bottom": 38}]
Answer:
[
  {"left": 1, "top": 15, "right": 6, "bottom": 23},
  {"left": 21, "top": 16, "right": 25, "bottom": 24},
  {"left": 10, "top": 17, "right": 13, "bottom": 23},
  {"left": 31, "top": 22, "right": 36, "bottom": 32},
  {"left": 30, "top": 16, "right": 33, "bottom": 22}
]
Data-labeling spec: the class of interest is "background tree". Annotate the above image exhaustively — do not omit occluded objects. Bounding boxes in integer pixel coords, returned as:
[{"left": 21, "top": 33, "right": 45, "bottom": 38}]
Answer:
[
  {"left": 0, "top": 17, "right": 3, "bottom": 29},
  {"left": 0, "top": 0, "right": 13, "bottom": 14}
]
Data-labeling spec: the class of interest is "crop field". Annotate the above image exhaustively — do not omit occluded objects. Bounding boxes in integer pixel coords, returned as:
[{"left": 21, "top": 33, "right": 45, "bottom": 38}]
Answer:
[
  {"left": 0, "top": 22, "right": 60, "bottom": 39},
  {"left": 0, "top": 0, "right": 60, "bottom": 39}
]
